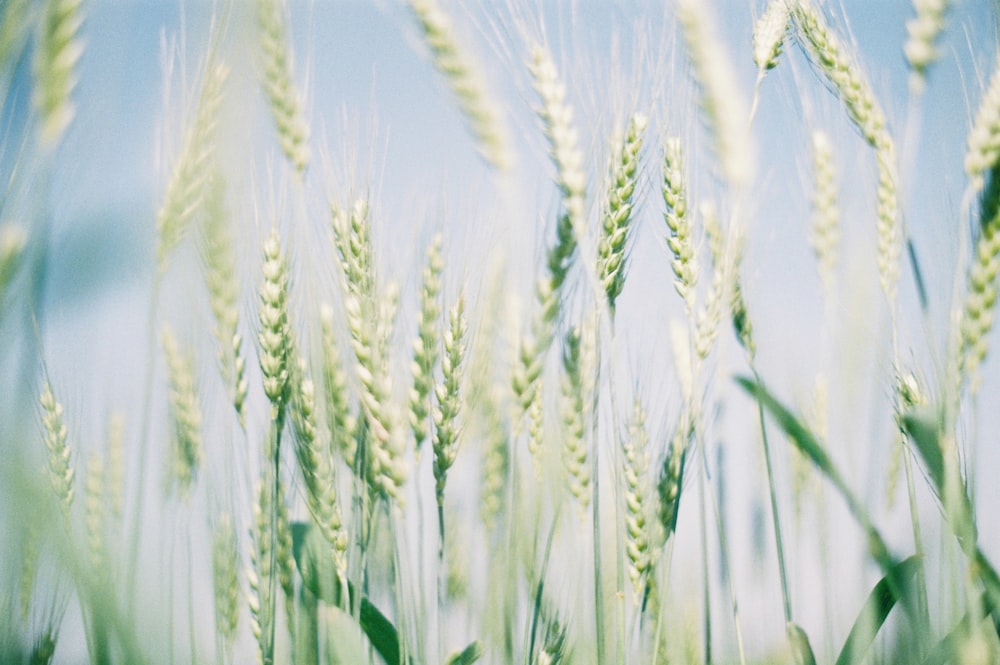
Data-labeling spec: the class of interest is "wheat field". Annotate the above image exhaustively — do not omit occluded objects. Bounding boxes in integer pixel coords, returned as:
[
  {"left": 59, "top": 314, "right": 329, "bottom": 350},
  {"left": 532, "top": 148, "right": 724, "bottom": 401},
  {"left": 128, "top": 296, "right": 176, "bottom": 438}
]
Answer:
[{"left": 1, "top": 0, "right": 1000, "bottom": 664}]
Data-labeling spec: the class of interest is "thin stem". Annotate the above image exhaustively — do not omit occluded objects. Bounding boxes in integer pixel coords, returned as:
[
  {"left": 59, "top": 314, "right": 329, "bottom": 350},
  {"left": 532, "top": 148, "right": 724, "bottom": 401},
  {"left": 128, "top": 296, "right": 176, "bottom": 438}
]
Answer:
[{"left": 753, "top": 367, "right": 793, "bottom": 626}]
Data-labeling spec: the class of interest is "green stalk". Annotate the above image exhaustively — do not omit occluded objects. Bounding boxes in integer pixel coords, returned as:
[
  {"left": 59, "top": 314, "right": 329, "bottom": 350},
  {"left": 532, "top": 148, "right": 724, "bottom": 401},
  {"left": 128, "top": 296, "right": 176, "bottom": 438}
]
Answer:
[
  {"left": 698, "top": 455, "right": 712, "bottom": 665},
  {"left": 752, "top": 367, "right": 793, "bottom": 626},
  {"left": 593, "top": 435, "right": 607, "bottom": 665}
]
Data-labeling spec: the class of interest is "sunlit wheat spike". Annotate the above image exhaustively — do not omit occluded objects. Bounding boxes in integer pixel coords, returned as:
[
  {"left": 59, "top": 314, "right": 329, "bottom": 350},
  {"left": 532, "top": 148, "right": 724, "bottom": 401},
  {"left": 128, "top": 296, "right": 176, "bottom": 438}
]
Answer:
[
  {"left": 247, "top": 476, "right": 275, "bottom": 665},
  {"left": 162, "top": 325, "right": 203, "bottom": 496},
  {"left": 289, "top": 358, "right": 347, "bottom": 570},
  {"left": 257, "top": 228, "right": 294, "bottom": 423},
  {"left": 479, "top": 390, "right": 509, "bottom": 534},
  {"left": 345, "top": 290, "right": 406, "bottom": 501},
  {"left": 965, "top": 52, "right": 1000, "bottom": 189},
  {"left": 875, "top": 142, "right": 901, "bottom": 302},
  {"left": 623, "top": 399, "right": 651, "bottom": 599},
  {"left": 959, "top": 169, "right": 1000, "bottom": 393},
  {"left": 657, "top": 422, "right": 689, "bottom": 543},
  {"left": 410, "top": 233, "right": 444, "bottom": 450},
  {"left": 791, "top": 1, "right": 887, "bottom": 150},
  {"left": 255, "top": 0, "right": 310, "bottom": 174},
  {"left": 904, "top": 0, "right": 950, "bottom": 92},
  {"left": 331, "top": 198, "right": 375, "bottom": 305},
  {"left": 695, "top": 203, "right": 726, "bottom": 360},
  {"left": 320, "top": 304, "right": 357, "bottom": 468},
  {"left": 433, "top": 294, "right": 467, "bottom": 509},
  {"left": 39, "top": 380, "right": 75, "bottom": 518},
  {"left": 810, "top": 130, "right": 839, "bottom": 296},
  {"left": 212, "top": 512, "right": 241, "bottom": 648},
  {"left": 156, "top": 60, "right": 229, "bottom": 272},
  {"left": 677, "top": 0, "right": 753, "bottom": 185},
  {"left": 84, "top": 452, "right": 106, "bottom": 575},
  {"left": 105, "top": 411, "right": 125, "bottom": 523},
  {"left": 753, "top": 0, "right": 791, "bottom": 73},
  {"left": 529, "top": 43, "right": 586, "bottom": 233},
  {"left": 597, "top": 112, "right": 647, "bottom": 312},
  {"left": 791, "top": 2, "right": 900, "bottom": 300},
  {"left": 559, "top": 323, "right": 594, "bottom": 509},
  {"left": 408, "top": 0, "right": 508, "bottom": 168},
  {"left": 662, "top": 137, "right": 697, "bottom": 310},
  {"left": 201, "top": 170, "right": 247, "bottom": 425},
  {"left": 34, "top": 0, "right": 84, "bottom": 145}
]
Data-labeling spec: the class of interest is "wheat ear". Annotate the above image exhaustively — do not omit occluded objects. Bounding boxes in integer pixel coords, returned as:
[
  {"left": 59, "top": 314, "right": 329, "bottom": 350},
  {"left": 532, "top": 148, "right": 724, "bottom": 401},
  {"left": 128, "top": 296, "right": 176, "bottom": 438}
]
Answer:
[
  {"left": 40, "top": 380, "right": 75, "bottom": 518},
  {"left": 255, "top": 0, "right": 310, "bottom": 174},
  {"left": 662, "top": 137, "right": 698, "bottom": 311},
  {"left": 559, "top": 323, "right": 595, "bottom": 509},
  {"left": 959, "top": 169, "right": 1000, "bottom": 393},
  {"left": 289, "top": 357, "right": 348, "bottom": 570},
  {"left": 161, "top": 325, "right": 203, "bottom": 496},
  {"left": 792, "top": 1, "right": 900, "bottom": 301},
  {"left": 408, "top": 0, "right": 508, "bottom": 168},
  {"left": 677, "top": 0, "right": 752, "bottom": 186},
  {"left": 904, "top": 0, "right": 950, "bottom": 93},
  {"left": 200, "top": 170, "right": 248, "bottom": 425},
  {"left": 810, "top": 130, "right": 839, "bottom": 297},
  {"left": 319, "top": 304, "right": 357, "bottom": 468},
  {"left": 623, "top": 399, "right": 652, "bottom": 600},
  {"left": 965, "top": 53, "right": 1000, "bottom": 191},
  {"left": 34, "top": 0, "right": 83, "bottom": 145},
  {"left": 156, "top": 60, "right": 228, "bottom": 271},
  {"left": 753, "top": 0, "right": 791, "bottom": 74},
  {"left": 212, "top": 512, "right": 241, "bottom": 650},
  {"left": 258, "top": 228, "right": 294, "bottom": 424},
  {"left": 410, "top": 233, "right": 444, "bottom": 451},
  {"left": 433, "top": 293, "right": 467, "bottom": 518},
  {"left": 597, "top": 113, "right": 647, "bottom": 313},
  {"left": 512, "top": 46, "right": 586, "bottom": 424}
]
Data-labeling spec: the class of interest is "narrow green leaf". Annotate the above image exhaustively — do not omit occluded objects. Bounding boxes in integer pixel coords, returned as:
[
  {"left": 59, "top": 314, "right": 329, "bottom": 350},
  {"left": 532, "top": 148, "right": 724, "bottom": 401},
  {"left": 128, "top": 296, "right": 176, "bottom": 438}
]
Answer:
[
  {"left": 787, "top": 623, "right": 817, "bottom": 665},
  {"left": 835, "top": 556, "right": 920, "bottom": 665},
  {"left": 899, "top": 409, "right": 944, "bottom": 491},
  {"left": 735, "top": 376, "right": 894, "bottom": 569},
  {"left": 445, "top": 640, "right": 483, "bottom": 665},
  {"left": 292, "top": 521, "right": 407, "bottom": 665}
]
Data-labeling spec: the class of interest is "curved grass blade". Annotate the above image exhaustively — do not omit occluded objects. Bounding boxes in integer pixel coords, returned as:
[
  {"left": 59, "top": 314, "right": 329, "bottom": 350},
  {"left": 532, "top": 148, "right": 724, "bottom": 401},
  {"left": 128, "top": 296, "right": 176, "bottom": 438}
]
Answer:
[
  {"left": 445, "top": 640, "right": 483, "bottom": 665},
  {"left": 835, "top": 555, "right": 919, "bottom": 665},
  {"left": 735, "top": 376, "right": 895, "bottom": 570},
  {"left": 735, "top": 375, "right": 918, "bottom": 626},
  {"left": 292, "top": 521, "right": 407, "bottom": 665}
]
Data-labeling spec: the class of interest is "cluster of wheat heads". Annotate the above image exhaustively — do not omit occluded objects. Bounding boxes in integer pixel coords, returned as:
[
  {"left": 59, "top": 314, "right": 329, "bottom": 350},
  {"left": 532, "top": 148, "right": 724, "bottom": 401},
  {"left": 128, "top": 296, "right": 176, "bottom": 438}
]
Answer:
[{"left": 3, "top": 0, "right": 1000, "bottom": 664}]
